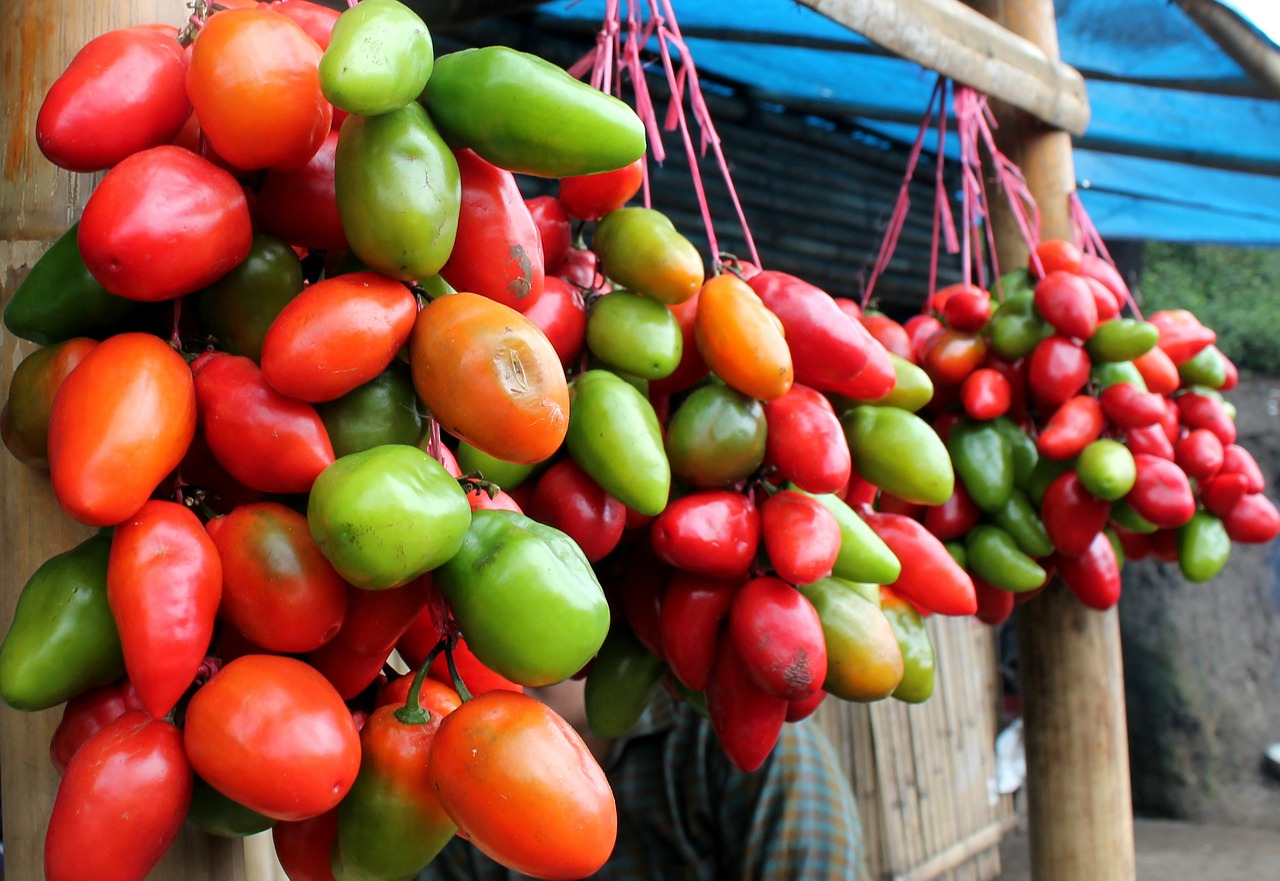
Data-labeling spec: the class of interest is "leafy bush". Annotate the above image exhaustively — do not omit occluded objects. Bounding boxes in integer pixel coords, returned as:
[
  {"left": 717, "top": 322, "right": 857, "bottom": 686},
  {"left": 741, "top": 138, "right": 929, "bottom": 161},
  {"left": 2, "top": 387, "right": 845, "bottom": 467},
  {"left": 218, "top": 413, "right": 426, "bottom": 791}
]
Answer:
[{"left": 1141, "top": 243, "right": 1280, "bottom": 376}]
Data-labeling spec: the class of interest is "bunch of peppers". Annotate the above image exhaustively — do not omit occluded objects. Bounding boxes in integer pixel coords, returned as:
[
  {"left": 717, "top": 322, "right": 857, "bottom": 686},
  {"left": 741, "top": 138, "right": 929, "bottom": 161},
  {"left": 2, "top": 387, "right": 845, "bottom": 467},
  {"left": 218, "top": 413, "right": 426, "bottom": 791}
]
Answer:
[{"left": 852, "top": 238, "right": 1280, "bottom": 626}]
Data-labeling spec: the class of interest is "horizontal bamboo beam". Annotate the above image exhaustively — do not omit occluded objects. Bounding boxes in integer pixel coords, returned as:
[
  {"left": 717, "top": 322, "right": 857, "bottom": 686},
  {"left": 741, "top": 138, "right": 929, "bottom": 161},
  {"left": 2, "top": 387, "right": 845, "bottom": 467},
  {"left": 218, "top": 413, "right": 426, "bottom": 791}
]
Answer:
[{"left": 795, "top": 0, "right": 1090, "bottom": 135}]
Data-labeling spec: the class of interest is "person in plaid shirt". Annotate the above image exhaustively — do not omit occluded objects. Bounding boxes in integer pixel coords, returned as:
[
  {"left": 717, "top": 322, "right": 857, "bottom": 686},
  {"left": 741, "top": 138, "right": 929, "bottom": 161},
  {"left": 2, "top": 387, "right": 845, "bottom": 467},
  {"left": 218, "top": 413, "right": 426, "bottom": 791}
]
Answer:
[{"left": 419, "top": 680, "right": 872, "bottom": 881}]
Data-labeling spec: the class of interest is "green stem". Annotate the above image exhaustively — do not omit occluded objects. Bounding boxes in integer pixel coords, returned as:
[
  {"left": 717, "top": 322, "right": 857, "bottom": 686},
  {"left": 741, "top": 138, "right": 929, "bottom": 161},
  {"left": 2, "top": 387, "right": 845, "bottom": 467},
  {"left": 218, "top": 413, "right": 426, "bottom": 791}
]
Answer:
[
  {"left": 394, "top": 637, "right": 449, "bottom": 726},
  {"left": 445, "top": 640, "right": 475, "bottom": 703}
]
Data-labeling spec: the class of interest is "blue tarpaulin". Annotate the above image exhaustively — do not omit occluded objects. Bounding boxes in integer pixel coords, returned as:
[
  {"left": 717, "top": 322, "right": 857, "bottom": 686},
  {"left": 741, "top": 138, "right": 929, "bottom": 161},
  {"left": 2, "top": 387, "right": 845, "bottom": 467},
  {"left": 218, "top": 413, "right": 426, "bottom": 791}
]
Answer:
[{"left": 534, "top": 0, "right": 1280, "bottom": 246}]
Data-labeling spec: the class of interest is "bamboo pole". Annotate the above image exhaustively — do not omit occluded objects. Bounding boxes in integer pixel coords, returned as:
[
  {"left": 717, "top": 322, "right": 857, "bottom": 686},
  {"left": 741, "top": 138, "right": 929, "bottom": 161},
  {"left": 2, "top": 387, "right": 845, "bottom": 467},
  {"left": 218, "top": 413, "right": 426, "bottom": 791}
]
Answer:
[
  {"left": 965, "top": 3, "right": 1137, "bottom": 881},
  {"left": 0, "top": 2, "right": 246, "bottom": 878}
]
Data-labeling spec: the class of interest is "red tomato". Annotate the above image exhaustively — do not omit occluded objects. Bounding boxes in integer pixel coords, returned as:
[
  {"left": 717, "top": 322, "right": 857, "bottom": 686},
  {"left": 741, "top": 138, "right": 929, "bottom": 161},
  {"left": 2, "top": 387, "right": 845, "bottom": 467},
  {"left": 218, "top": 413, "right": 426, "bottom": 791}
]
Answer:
[
  {"left": 904, "top": 313, "right": 944, "bottom": 362},
  {"left": 410, "top": 293, "right": 569, "bottom": 465},
  {"left": 860, "top": 312, "right": 914, "bottom": 362},
  {"left": 862, "top": 510, "right": 978, "bottom": 616},
  {"left": 1082, "top": 276, "right": 1121, "bottom": 322},
  {"left": 374, "top": 674, "right": 463, "bottom": 714},
  {"left": 1034, "top": 271, "right": 1098, "bottom": 340},
  {"left": 522, "top": 276, "right": 588, "bottom": 369},
  {"left": 108, "top": 500, "right": 222, "bottom": 719},
  {"left": 1055, "top": 532, "right": 1122, "bottom": 611},
  {"left": 760, "top": 490, "right": 842, "bottom": 585},
  {"left": 728, "top": 575, "right": 827, "bottom": 700},
  {"left": 273, "top": 810, "right": 339, "bottom": 881},
  {"left": 1125, "top": 454, "right": 1196, "bottom": 529},
  {"left": 921, "top": 328, "right": 987, "bottom": 386},
  {"left": 1199, "top": 472, "right": 1250, "bottom": 518},
  {"left": 1099, "top": 382, "right": 1165, "bottom": 429},
  {"left": 762, "top": 383, "right": 852, "bottom": 494},
  {"left": 77, "top": 145, "right": 252, "bottom": 301},
  {"left": 1174, "top": 429, "right": 1225, "bottom": 482},
  {"left": 941, "top": 286, "right": 992, "bottom": 333},
  {"left": 47, "top": 333, "right": 195, "bottom": 526},
  {"left": 558, "top": 158, "right": 645, "bottom": 220},
  {"left": 273, "top": 0, "right": 341, "bottom": 49},
  {"left": 960, "top": 368, "right": 1012, "bottom": 420},
  {"left": 1028, "top": 335, "right": 1091, "bottom": 410},
  {"left": 553, "top": 247, "right": 602, "bottom": 292},
  {"left": 1221, "top": 444, "right": 1266, "bottom": 493},
  {"left": 253, "top": 129, "right": 350, "bottom": 251},
  {"left": 705, "top": 635, "right": 788, "bottom": 773},
  {"left": 1041, "top": 470, "right": 1110, "bottom": 555},
  {"left": 660, "top": 572, "right": 739, "bottom": 692},
  {"left": 1176, "top": 391, "right": 1237, "bottom": 446},
  {"left": 649, "top": 490, "right": 760, "bottom": 579},
  {"left": 37, "top": 27, "right": 190, "bottom": 172},
  {"left": 260, "top": 272, "right": 418, "bottom": 402},
  {"left": 1132, "top": 345, "right": 1181, "bottom": 396},
  {"left": 1078, "top": 252, "right": 1131, "bottom": 309},
  {"left": 527, "top": 458, "right": 627, "bottom": 562},
  {"left": 923, "top": 482, "right": 981, "bottom": 541},
  {"left": 192, "top": 351, "right": 335, "bottom": 494},
  {"left": 526, "top": 195, "right": 573, "bottom": 270},
  {"left": 1033, "top": 239, "right": 1084, "bottom": 276},
  {"left": 49, "top": 680, "right": 145, "bottom": 776},
  {"left": 428, "top": 691, "right": 617, "bottom": 879},
  {"left": 441, "top": 149, "right": 545, "bottom": 312},
  {"left": 1037, "top": 395, "right": 1104, "bottom": 460},
  {"left": 1224, "top": 494, "right": 1280, "bottom": 544},
  {"left": 1148, "top": 308, "right": 1216, "bottom": 366},
  {"left": 184, "top": 654, "right": 361, "bottom": 821},
  {"left": 206, "top": 502, "right": 349, "bottom": 653},
  {"left": 187, "top": 8, "right": 331, "bottom": 170},
  {"left": 45, "top": 712, "right": 192, "bottom": 881}
]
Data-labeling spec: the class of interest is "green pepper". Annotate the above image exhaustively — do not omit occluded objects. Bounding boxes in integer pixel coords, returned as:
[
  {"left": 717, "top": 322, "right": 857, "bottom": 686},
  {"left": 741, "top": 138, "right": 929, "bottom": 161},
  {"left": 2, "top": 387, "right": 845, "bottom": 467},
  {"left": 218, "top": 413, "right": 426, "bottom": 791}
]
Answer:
[
  {"left": 842, "top": 405, "right": 954, "bottom": 506},
  {"left": 991, "top": 416, "right": 1040, "bottom": 491},
  {"left": 1076, "top": 438, "right": 1137, "bottom": 501},
  {"left": 881, "top": 591, "right": 935, "bottom": 704},
  {"left": 1176, "top": 511, "right": 1231, "bottom": 583},
  {"left": 796, "top": 488, "right": 902, "bottom": 585},
  {"left": 566, "top": 369, "right": 670, "bottom": 516},
  {"left": 1110, "top": 500, "right": 1159, "bottom": 534},
  {"left": 877, "top": 353, "right": 934, "bottom": 412},
  {"left": 316, "top": 362, "right": 424, "bottom": 459},
  {"left": 665, "top": 384, "right": 766, "bottom": 489},
  {"left": 420, "top": 46, "right": 646, "bottom": 178},
  {"left": 434, "top": 509, "right": 610, "bottom": 686},
  {"left": 320, "top": 0, "right": 433, "bottom": 117},
  {"left": 1091, "top": 360, "right": 1148, "bottom": 391},
  {"left": 591, "top": 208, "right": 705, "bottom": 306},
  {"left": 947, "top": 417, "right": 1013, "bottom": 512},
  {"left": 307, "top": 444, "right": 471, "bottom": 590},
  {"left": 794, "top": 577, "right": 903, "bottom": 703},
  {"left": 1026, "top": 454, "right": 1075, "bottom": 506},
  {"left": 966, "top": 525, "right": 1047, "bottom": 593},
  {"left": 944, "top": 540, "right": 967, "bottom": 570},
  {"left": 1084, "top": 318, "right": 1159, "bottom": 363},
  {"left": 0, "top": 532, "right": 124, "bottom": 711},
  {"left": 192, "top": 233, "right": 304, "bottom": 363},
  {"left": 585, "top": 621, "right": 666, "bottom": 739},
  {"left": 186, "top": 777, "right": 275, "bottom": 838},
  {"left": 454, "top": 439, "right": 537, "bottom": 491},
  {"left": 586, "top": 290, "right": 683, "bottom": 380},
  {"left": 3, "top": 224, "right": 150, "bottom": 344},
  {"left": 335, "top": 102, "right": 460, "bottom": 281},
  {"left": 989, "top": 488, "right": 1054, "bottom": 558},
  {"left": 986, "top": 290, "right": 1051, "bottom": 360},
  {"left": 1177, "top": 345, "right": 1228, "bottom": 389}
]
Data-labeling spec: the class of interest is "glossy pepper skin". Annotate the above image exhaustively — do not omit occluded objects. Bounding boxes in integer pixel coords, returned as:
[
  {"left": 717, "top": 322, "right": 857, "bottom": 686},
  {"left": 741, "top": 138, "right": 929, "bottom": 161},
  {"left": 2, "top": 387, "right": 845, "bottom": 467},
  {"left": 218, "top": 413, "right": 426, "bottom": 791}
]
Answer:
[
  {"left": 420, "top": 46, "right": 646, "bottom": 178},
  {"left": 0, "top": 532, "right": 124, "bottom": 712},
  {"left": 842, "top": 405, "right": 954, "bottom": 506},
  {"left": 880, "top": 588, "right": 935, "bottom": 704},
  {"left": 585, "top": 621, "right": 667, "bottom": 740},
  {"left": 947, "top": 417, "right": 1014, "bottom": 512}
]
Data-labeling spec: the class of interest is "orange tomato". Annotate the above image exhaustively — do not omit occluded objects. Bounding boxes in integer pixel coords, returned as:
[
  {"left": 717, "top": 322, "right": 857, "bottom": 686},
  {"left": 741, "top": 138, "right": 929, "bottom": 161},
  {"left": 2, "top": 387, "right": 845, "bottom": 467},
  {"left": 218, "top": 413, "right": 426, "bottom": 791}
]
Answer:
[
  {"left": 47, "top": 333, "right": 196, "bottom": 526},
  {"left": 921, "top": 328, "right": 988, "bottom": 387},
  {"left": 409, "top": 293, "right": 569, "bottom": 465},
  {"left": 694, "top": 274, "right": 793, "bottom": 401},
  {"left": 427, "top": 691, "right": 617, "bottom": 879},
  {"left": 186, "top": 7, "right": 331, "bottom": 171}
]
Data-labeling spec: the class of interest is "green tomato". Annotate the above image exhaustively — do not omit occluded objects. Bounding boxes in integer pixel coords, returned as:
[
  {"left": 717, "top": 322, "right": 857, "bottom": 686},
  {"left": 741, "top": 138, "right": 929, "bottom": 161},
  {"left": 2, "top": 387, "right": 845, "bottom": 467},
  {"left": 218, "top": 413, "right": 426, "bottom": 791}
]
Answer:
[
  {"left": 566, "top": 369, "right": 670, "bottom": 516},
  {"left": 1085, "top": 318, "right": 1159, "bottom": 363},
  {"left": 1176, "top": 512, "right": 1231, "bottom": 583},
  {"left": 842, "top": 405, "right": 954, "bottom": 506},
  {"left": 316, "top": 362, "right": 424, "bottom": 458},
  {"left": 434, "top": 509, "right": 610, "bottom": 686},
  {"left": 881, "top": 592, "right": 935, "bottom": 704},
  {"left": 586, "top": 290, "right": 683, "bottom": 379},
  {"left": 1076, "top": 438, "right": 1137, "bottom": 501},
  {"left": 335, "top": 102, "right": 460, "bottom": 281},
  {"left": 186, "top": 776, "right": 275, "bottom": 838},
  {"left": 665, "top": 383, "right": 766, "bottom": 489},
  {"left": 192, "top": 233, "right": 303, "bottom": 363},
  {"left": 0, "top": 532, "right": 124, "bottom": 711},
  {"left": 308, "top": 444, "right": 471, "bottom": 590},
  {"left": 319, "top": 0, "right": 433, "bottom": 117}
]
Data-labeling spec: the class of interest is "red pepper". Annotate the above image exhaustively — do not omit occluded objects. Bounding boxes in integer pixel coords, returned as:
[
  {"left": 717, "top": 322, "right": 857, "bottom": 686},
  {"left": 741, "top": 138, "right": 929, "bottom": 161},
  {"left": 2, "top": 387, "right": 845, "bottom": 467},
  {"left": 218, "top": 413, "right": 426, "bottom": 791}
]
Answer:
[
  {"left": 923, "top": 482, "right": 982, "bottom": 541},
  {"left": 273, "top": 809, "right": 339, "bottom": 881},
  {"left": 860, "top": 312, "right": 914, "bottom": 361},
  {"left": 1174, "top": 429, "right": 1225, "bottom": 482},
  {"left": 1055, "top": 531, "right": 1121, "bottom": 611},
  {"left": 1099, "top": 382, "right": 1165, "bottom": 429},
  {"left": 862, "top": 510, "right": 977, "bottom": 616},
  {"left": 728, "top": 576, "right": 827, "bottom": 700},
  {"left": 706, "top": 635, "right": 788, "bottom": 773},
  {"left": 1149, "top": 308, "right": 1216, "bottom": 365},
  {"left": 1028, "top": 335, "right": 1091, "bottom": 410},
  {"left": 49, "top": 679, "right": 145, "bottom": 775},
  {"left": 660, "top": 571, "right": 740, "bottom": 692},
  {"left": 762, "top": 384, "right": 852, "bottom": 495},
  {"left": 1037, "top": 394, "right": 1104, "bottom": 460},
  {"left": 904, "top": 313, "right": 945, "bottom": 362},
  {"left": 1125, "top": 423, "right": 1175, "bottom": 460},
  {"left": 1034, "top": 271, "right": 1098, "bottom": 340},
  {"left": 761, "top": 491, "right": 842, "bottom": 585},
  {"left": 1082, "top": 275, "right": 1121, "bottom": 322},
  {"left": 1041, "top": 470, "right": 1111, "bottom": 555},
  {"left": 649, "top": 490, "right": 760, "bottom": 579},
  {"left": 1125, "top": 453, "right": 1196, "bottom": 529},
  {"left": 1223, "top": 494, "right": 1280, "bottom": 544},
  {"left": 1176, "top": 391, "right": 1237, "bottom": 445},
  {"left": 1222, "top": 444, "right": 1266, "bottom": 493},
  {"left": 1133, "top": 345, "right": 1181, "bottom": 395},
  {"left": 1199, "top": 472, "right": 1250, "bottom": 518},
  {"left": 960, "top": 367, "right": 1012, "bottom": 421},
  {"left": 971, "top": 575, "right": 1015, "bottom": 626}
]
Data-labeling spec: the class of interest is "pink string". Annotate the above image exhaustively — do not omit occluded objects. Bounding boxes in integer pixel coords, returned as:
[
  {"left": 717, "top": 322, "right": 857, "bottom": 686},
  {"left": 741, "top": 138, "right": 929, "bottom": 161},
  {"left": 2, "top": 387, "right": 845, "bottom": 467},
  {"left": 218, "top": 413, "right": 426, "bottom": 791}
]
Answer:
[
  {"left": 930, "top": 84, "right": 959, "bottom": 309},
  {"left": 1068, "top": 189, "right": 1113, "bottom": 262},
  {"left": 862, "top": 75, "right": 945, "bottom": 309}
]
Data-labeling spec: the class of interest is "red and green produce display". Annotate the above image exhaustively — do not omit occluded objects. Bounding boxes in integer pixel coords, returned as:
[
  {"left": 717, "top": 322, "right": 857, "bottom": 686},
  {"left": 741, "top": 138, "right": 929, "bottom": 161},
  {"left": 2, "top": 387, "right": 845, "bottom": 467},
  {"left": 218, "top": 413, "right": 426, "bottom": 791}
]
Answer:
[{"left": 3, "top": 1, "right": 1277, "bottom": 879}]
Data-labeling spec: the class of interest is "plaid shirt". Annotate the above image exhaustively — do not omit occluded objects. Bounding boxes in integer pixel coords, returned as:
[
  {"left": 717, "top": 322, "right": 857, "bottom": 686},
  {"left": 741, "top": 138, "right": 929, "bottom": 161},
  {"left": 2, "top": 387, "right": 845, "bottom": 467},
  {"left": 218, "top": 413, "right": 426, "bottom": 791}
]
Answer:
[{"left": 419, "top": 691, "right": 872, "bottom": 881}]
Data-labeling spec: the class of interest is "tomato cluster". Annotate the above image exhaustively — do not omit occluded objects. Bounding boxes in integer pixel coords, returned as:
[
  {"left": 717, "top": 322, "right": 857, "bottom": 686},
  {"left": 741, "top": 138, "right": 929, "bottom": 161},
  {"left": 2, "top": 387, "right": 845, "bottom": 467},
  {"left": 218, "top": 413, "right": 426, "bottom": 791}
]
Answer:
[{"left": 861, "top": 238, "right": 1280, "bottom": 625}]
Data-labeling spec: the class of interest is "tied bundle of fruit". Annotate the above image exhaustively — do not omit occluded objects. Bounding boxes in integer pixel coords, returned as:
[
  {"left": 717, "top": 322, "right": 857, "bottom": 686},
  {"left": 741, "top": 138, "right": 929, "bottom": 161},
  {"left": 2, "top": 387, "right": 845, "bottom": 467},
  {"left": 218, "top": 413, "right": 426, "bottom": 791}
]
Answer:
[{"left": 838, "top": 237, "right": 1278, "bottom": 627}]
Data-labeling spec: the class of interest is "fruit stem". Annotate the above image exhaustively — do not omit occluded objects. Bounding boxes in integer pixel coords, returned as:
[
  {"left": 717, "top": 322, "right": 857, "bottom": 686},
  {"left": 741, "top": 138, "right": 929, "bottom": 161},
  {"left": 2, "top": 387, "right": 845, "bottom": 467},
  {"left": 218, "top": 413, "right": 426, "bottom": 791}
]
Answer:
[{"left": 394, "top": 637, "right": 449, "bottom": 726}]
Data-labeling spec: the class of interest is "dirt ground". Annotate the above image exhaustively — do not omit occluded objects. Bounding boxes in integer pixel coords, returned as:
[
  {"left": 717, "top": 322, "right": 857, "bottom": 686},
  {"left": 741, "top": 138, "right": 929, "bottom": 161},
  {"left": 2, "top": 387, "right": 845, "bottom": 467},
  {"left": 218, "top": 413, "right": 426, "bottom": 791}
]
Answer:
[{"left": 994, "top": 818, "right": 1280, "bottom": 880}]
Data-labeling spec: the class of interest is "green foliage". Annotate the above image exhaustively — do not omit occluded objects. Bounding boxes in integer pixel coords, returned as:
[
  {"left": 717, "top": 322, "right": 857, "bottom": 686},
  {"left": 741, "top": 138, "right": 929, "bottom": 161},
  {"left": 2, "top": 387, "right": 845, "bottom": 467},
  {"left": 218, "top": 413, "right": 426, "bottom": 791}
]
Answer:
[{"left": 1141, "top": 243, "right": 1280, "bottom": 376}]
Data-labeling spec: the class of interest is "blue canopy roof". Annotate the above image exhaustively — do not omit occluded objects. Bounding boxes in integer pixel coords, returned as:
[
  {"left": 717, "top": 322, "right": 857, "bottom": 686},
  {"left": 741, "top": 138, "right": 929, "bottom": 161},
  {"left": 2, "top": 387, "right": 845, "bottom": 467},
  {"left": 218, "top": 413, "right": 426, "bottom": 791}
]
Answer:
[{"left": 534, "top": 0, "right": 1280, "bottom": 246}]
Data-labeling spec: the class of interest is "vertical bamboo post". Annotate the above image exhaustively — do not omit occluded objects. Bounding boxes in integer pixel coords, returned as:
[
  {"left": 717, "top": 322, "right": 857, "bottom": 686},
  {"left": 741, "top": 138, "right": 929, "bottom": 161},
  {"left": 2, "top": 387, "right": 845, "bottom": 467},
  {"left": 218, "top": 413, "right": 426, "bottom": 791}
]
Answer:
[
  {"left": 0, "top": 2, "right": 246, "bottom": 878},
  {"left": 966, "top": 3, "right": 1137, "bottom": 881}
]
